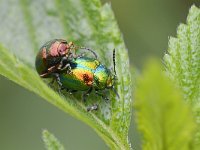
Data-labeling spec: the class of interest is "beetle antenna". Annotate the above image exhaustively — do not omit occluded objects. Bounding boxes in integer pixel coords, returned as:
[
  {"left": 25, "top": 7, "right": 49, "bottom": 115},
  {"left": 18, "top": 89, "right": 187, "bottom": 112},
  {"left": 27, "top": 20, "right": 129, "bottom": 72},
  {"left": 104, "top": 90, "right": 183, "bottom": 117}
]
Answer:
[
  {"left": 112, "top": 86, "right": 120, "bottom": 98},
  {"left": 75, "top": 46, "right": 98, "bottom": 59},
  {"left": 113, "top": 49, "right": 117, "bottom": 77}
]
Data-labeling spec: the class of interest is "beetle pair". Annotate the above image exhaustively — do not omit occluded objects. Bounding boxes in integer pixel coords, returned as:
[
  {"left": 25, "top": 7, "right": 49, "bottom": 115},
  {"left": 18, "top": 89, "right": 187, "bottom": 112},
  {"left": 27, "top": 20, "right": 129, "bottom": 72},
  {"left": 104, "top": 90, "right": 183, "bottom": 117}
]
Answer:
[
  {"left": 35, "top": 39, "right": 97, "bottom": 77},
  {"left": 35, "top": 39, "right": 118, "bottom": 111}
]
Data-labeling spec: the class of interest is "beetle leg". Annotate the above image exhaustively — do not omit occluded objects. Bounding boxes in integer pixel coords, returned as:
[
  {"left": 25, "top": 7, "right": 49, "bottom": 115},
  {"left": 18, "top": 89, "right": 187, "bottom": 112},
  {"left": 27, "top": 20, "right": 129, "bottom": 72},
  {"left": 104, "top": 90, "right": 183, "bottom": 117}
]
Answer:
[
  {"left": 68, "top": 90, "right": 78, "bottom": 95},
  {"left": 83, "top": 87, "right": 93, "bottom": 103},
  {"left": 59, "top": 63, "right": 71, "bottom": 73},
  {"left": 54, "top": 73, "right": 62, "bottom": 86},
  {"left": 57, "top": 57, "right": 68, "bottom": 70},
  {"left": 40, "top": 65, "right": 58, "bottom": 78},
  {"left": 67, "top": 52, "right": 75, "bottom": 60},
  {"left": 95, "top": 90, "right": 109, "bottom": 102},
  {"left": 40, "top": 72, "right": 49, "bottom": 78},
  {"left": 51, "top": 73, "right": 64, "bottom": 93},
  {"left": 87, "top": 104, "right": 98, "bottom": 112},
  {"left": 57, "top": 56, "right": 72, "bottom": 74},
  {"left": 64, "top": 64, "right": 72, "bottom": 74},
  {"left": 112, "top": 86, "right": 120, "bottom": 98}
]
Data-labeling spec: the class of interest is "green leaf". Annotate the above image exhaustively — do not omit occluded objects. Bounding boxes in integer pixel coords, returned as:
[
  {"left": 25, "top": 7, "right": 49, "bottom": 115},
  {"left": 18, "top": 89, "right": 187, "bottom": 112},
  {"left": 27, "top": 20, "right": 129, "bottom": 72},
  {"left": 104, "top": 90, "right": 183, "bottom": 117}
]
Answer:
[
  {"left": 42, "top": 130, "right": 65, "bottom": 150},
  {"left": 164, "top": 5, "right": 200, "bottom": 148},
  {"left": 164, "top": 5, "right": 200, "bottom": 103},
  {"left": 0, "top": 0, "right": 132, "bottom": 149},
  {"left": 134, "top": 60, "right": 196, "bottom": 150}
]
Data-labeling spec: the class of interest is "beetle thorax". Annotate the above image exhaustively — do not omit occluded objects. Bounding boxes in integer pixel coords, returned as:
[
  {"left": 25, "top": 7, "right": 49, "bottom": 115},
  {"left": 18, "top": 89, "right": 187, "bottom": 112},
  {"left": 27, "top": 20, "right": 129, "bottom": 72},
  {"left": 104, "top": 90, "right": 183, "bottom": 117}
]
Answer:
[{"left": 49, "top": 41, "right": 70, "bottom": 57}]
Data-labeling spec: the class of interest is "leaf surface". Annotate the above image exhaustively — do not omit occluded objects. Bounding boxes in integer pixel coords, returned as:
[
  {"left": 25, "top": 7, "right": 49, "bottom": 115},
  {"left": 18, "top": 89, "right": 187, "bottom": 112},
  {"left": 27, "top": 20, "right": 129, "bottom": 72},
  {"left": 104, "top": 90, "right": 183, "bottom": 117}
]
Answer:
[
  {"left": 164, "top": 5, "right": 200, "bottom": 148},
  {"left": 0, "top": 0, "right": 132, "bottom": 149},
  {"left": 42, "top": 130, "right": 65, "bottom": 150},
  {"left": 134, "top": 60, "right": 195, "bottom": 150}
]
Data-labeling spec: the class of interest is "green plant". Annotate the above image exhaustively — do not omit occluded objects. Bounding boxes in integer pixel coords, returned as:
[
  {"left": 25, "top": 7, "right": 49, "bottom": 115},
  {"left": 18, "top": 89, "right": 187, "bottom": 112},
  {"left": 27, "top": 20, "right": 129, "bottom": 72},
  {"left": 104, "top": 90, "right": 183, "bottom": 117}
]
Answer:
[
  {"left": 164, "top": 5, "right": 200, "bottom": 149},
  {"left": 134, "top": 60, "right": 196, "bottom": 150},
  {"left": 0, "top": 0, "right": 199, "bottom": 149},
  {"left": 0, "top": 0, "right": 131, "bottom": 149},
  {"left": 42, "top": 130, "right": 65, "bottom": 150}
]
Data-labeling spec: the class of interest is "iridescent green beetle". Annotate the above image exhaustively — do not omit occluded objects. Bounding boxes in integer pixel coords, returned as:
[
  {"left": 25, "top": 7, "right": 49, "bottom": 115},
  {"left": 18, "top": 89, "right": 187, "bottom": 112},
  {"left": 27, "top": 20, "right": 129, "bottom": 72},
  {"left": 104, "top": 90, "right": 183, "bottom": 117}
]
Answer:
[
  {"left": 54, "top": 49, "right": 118, "bottom": 111},
  {"left": 35, "top": 39, "right": 97, "bottom": 78}
]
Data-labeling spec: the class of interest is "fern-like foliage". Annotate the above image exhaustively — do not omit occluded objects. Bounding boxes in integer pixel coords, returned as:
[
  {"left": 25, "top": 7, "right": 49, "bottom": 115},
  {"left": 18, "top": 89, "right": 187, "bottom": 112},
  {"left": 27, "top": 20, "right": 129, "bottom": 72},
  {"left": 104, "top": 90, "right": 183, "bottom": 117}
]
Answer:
[
  {"left": 164, "top": 5, "right": 200, "bottom": 148},
  {"left": 0, "top": 0, "right": 132, "bottom": 149},
  {"left": 42, "top": 130, "right": 65, "bottom": 150},
  {"left": 134, "top": 60, "right": 196, "bottom": 150}
]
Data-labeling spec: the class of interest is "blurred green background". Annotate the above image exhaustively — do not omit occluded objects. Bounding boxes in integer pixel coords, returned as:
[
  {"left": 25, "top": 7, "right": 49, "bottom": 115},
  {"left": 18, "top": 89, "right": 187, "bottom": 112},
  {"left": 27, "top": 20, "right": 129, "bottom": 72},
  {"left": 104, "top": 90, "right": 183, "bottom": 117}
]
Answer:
[{"left": 0, "top": 0, "right": 199, "bottom": 150}]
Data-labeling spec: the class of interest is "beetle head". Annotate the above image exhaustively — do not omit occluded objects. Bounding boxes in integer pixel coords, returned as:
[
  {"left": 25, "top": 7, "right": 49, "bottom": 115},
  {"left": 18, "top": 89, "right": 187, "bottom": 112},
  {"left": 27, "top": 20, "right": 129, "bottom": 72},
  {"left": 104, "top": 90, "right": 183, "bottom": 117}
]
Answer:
[{"left": 57, "top": 40, "right": 74, "bottom": 56}]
